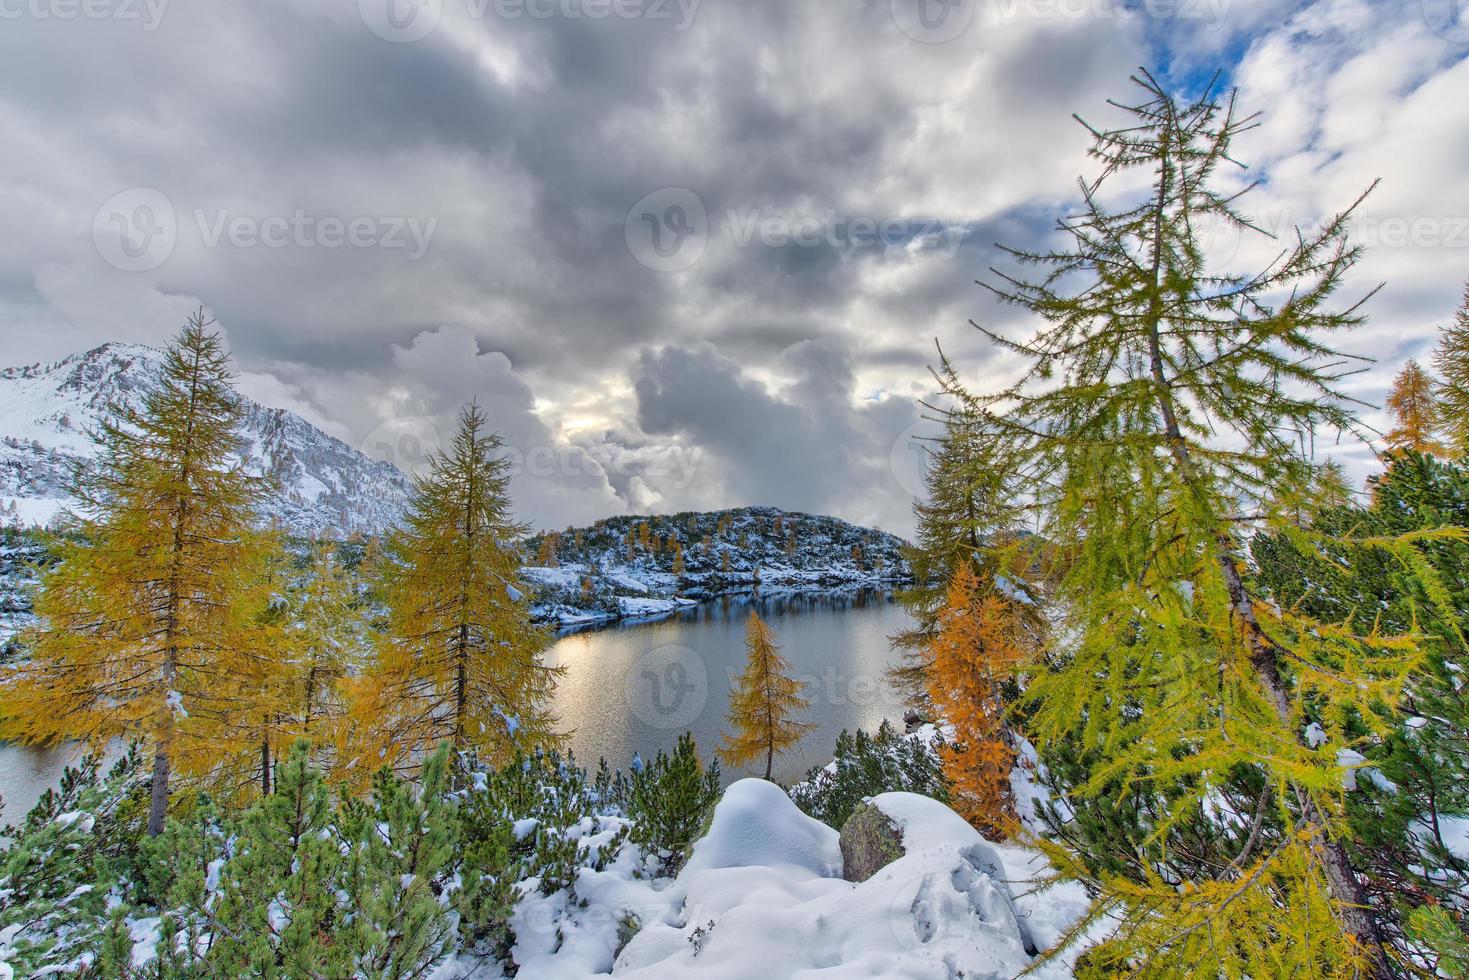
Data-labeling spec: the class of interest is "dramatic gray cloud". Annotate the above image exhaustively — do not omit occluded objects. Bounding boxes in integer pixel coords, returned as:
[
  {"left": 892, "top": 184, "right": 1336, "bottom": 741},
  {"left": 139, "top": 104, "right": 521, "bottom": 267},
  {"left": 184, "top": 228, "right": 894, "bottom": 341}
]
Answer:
[{"left": 0, "top": 0, "right": 1465, "bottom": 534}]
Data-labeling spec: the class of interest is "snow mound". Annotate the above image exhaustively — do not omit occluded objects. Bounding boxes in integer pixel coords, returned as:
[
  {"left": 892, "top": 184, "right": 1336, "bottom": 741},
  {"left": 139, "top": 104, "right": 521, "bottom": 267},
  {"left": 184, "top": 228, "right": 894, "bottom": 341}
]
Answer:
[
  {"left": 683, "top": 778, "right": 841, "bottom": 877},
  {"left": 613, "top": 781, "right": 1042, "bottom": 978}
]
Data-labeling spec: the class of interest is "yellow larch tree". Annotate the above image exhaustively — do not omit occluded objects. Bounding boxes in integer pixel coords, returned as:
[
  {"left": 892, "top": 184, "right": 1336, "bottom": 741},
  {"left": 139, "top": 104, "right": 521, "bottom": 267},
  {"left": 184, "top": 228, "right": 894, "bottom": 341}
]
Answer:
[
  {"left": 1384, "top": 359, "right": 1446, "bottom": 454},
  {"left": 718, "top": 612, "right": 813, "bottom": 780},
  {"left": 346, "top": 403, "right": 560, "bottom": 784},
  {"left": 0, "top": 314, "right": 278, "bottom": 834}
]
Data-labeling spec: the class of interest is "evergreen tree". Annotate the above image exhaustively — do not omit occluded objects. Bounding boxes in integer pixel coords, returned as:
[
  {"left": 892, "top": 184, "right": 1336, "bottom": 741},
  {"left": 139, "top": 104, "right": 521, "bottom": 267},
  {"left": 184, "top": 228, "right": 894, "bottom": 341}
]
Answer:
[
  {"left": 341, "top": 744, "right": 456, "bottom": 977},
  {"left": 626, "top": 732, "right": 720, "bottom": 870},
  {"left": 950, "top": 72, "right": 1436, "bottom": 974},
  {"left": 349, "top": 403, "right": 560, "bottom": 781},
  {"left": 1254, "top": 450, "right": 1469, "bottom": 961},
  {"left": 208, "top": 741, "right": 347, "bottom": 977},
  {"left": 1, "top": 314, "right": 277, "bottom": 835},
  {"left": 718, "top": 612, "right": 813, "bottom": 780},
  {"left": 790, "top": 720, "right": 949, "bottom": 829},
  {"left": 1385, "top": 359, "right": 1446, "bottom": 454},
  {"left": 0, "top": 748, "right": 147, "bottom": 975},
  {"left": 889, "top": 409, "right": 1033, "bottom": 703},
  {"left": 292, "top": 540, "right": 362, "bottom": 744},
  {"left": 925, "top": 564, "right": 1027, "bottom": 840},
  {"left": 1435, "top": 280, "right": 1469, "bottom": 456}
]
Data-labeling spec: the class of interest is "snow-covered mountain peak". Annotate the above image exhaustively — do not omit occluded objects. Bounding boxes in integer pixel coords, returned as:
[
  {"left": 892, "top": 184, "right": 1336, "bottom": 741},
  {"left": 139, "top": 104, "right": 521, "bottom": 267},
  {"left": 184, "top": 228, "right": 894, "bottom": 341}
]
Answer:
[{"left": 0, "top": 342, "right": 411, "bottom": 536}]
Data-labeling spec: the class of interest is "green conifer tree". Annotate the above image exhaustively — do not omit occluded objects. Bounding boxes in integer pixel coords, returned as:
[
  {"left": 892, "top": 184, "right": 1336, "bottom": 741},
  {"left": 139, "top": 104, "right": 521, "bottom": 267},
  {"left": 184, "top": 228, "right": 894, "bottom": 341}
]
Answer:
[
  {"left": 209, "top": 741, "right": 346, "bottom": 977},
  {"left": 950, "top": 71, "right": 1430, "bottom": 975},
  {"left": 889, "top": 408, "right": 1036, "bottom": 703},
  {"left": 341, "top": 744, "right": 456, "bottom": 977},
  {"left": 1434, "top": 280, "right": 1469, "bottom": 456}
]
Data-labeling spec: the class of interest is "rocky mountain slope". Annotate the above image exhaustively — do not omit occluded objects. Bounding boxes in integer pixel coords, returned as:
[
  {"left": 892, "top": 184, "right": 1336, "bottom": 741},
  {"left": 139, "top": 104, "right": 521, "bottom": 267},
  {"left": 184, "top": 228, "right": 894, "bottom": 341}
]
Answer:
[{"left": 0, "top": 343, "right": 411, "bottom": 536}]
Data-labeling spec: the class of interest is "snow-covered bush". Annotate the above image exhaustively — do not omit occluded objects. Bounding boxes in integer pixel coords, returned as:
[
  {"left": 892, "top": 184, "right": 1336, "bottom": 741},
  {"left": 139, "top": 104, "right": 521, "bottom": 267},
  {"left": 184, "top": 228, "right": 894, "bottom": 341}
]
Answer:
[
  {"left": 789, "top": 720, "right": 949, "bottom": 829},
  {"left": 0, "top": 746, "right": 148, "bottom": 976},
  {"left": 624, "top": 733, "right": 721, "bottom": 872}
]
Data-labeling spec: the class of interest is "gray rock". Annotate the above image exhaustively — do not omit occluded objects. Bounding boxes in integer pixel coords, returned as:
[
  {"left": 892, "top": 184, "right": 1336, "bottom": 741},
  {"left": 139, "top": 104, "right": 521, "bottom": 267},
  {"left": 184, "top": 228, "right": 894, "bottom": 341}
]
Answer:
[{"left": 839, "top": 801, "right": 905, "bottom": 882}]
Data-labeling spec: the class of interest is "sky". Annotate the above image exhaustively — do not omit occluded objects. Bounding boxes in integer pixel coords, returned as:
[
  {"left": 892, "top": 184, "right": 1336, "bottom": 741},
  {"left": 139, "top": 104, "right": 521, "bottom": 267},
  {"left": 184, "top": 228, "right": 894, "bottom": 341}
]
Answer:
[{"left": 0, "top": 0, "right": 1466, "bottom": 537}]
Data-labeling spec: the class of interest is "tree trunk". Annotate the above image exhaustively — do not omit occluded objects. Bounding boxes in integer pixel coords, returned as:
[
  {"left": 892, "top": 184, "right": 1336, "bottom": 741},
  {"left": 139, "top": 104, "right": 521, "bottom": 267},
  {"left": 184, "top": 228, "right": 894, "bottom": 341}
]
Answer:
[
  {"left": 146, "top": 736, "right": 172, "bottom": 836},
  {"left": 261, "top": 735, "right": 272, "bottom": 796},
  {"left": 455, "top": 623, "right": 469, "bottom": 750},
  {"left": 147, "top": 643, "right": 178, "bottom": 837}
]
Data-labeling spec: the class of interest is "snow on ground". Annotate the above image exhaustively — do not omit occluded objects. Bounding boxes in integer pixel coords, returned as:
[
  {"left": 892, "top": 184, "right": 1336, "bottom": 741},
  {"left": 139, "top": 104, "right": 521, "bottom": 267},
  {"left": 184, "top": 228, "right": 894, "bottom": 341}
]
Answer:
[
  {"left": 425, "top": 780, "right": 1091, "bottom": 978},
  {"left": 604, "top": 780, "right": 1085, "bottom": 979}
]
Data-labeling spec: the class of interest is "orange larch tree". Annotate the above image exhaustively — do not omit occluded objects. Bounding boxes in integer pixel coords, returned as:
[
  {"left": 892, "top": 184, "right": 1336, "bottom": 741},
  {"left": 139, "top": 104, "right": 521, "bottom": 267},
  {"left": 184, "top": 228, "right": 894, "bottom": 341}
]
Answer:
[
  {"left": 925, "top": 563, "right": 1029, "bottom": 840},
  {"left": 1385, "top": 359, "right": 1446, "bottom": 454}
]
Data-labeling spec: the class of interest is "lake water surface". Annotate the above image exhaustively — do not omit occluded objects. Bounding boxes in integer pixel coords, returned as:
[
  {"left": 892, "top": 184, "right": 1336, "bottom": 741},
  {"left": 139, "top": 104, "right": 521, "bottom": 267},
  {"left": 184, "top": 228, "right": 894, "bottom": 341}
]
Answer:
[
  {"left": 0, "top": 589, "right": 913, "bottom": 822},
  {"left": 548, "top": 589, "right": 913, "bottom": 784}
]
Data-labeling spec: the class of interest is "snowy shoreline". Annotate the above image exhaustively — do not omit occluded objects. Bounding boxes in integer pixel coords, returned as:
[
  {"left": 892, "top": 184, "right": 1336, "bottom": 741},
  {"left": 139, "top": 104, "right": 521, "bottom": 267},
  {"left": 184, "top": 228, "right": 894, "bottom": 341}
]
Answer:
[{"left": 530, "top": 569, "right": 912, "bottom": 634}]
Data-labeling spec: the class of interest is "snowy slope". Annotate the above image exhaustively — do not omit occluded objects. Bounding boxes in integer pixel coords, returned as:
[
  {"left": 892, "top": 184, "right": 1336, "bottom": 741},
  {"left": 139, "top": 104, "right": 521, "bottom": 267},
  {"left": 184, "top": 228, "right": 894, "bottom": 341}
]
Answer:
[{"left": 0, "top": 343, "right": 410, "bottom": 536}]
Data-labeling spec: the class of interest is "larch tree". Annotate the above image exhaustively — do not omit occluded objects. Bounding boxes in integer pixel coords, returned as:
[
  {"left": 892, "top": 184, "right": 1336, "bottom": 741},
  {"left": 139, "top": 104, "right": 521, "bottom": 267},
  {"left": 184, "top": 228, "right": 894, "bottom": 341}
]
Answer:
[
  {"left": 1434, "top": 280, "right": 1469, "bottom": 455},
  {"left": 925, "top": 563, "right": 1029, "bottom": 840},
  {"left": 889, "top": 407, "right": 1035, "bottom": 703},
  {"left": 718, "top": 612, "right": 813, "bottom": 780},
  {"left": 1, "top": 314, "right": 276, "bottom": 835},
  {"left": 348, "top": 403, "right": 560, "bottom": 783},
  {"left": 1384, "top": 359, "right": 1446, "bottom": 454},
  {"left": 948, "top": 71, "right": 1444, "bottom": 975}
]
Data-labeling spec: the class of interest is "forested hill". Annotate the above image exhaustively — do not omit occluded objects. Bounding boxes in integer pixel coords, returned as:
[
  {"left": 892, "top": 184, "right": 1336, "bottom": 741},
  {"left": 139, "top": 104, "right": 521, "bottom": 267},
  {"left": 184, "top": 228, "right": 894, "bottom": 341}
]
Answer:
[
  {"left": 1, "top": 506, "right": 910, "bottom": 647},
  {"left": 520, "top": 505, "right": 911, "bottom": 626}
]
